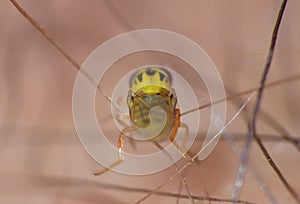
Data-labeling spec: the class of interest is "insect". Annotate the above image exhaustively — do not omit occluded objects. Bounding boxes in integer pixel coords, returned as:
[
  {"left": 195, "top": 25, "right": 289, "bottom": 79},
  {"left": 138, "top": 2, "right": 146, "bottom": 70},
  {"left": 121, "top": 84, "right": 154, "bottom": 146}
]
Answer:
[
  {"left": 93, "top": 66, "right": 192, "bottom": 176},
  {"left": 7, "top": 2, "right": 298, "bottom": 203}
]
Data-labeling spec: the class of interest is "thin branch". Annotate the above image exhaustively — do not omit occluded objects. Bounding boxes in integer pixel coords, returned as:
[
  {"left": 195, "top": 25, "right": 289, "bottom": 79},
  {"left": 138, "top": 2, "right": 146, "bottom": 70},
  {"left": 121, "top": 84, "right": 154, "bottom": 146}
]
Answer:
[
  {"left": 10, "top": 0, "right": 114, "bottom": 104},
  {"left": 153, "top": 141, "right": 195, "bottom": 204},
  {"left": 246, "top": 0, "right": 299, "bottom": 203},
  {"left": 30, "top": 174, "right": 255, "bottom": 204},
  {"left": 180, "top": 73, "right": 300, "bottom": 117},
  {"left": 10, "top": 0, "right": 81, "bottom": 70}
]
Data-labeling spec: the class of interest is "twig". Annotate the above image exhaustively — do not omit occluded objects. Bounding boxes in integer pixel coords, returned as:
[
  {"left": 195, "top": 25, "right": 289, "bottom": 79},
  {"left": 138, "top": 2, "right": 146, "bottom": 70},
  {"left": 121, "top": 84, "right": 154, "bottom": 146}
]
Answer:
[{"left": 246, "top": 0, "right": 299, "bottom": 203}]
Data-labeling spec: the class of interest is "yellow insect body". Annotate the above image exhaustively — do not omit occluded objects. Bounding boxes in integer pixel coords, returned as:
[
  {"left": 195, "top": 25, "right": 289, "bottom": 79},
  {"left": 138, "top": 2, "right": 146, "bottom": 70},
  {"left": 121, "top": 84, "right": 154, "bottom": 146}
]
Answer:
[{"left": 127, "top": 67, "right": 177, "bottom": 140}]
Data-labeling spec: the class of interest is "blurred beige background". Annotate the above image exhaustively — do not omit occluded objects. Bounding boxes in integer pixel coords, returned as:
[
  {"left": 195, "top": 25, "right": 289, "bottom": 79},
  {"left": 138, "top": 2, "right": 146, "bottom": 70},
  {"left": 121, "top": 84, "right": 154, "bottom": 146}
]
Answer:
[{"left": 0, "top": 0, "right": 300, "bottom": 203}]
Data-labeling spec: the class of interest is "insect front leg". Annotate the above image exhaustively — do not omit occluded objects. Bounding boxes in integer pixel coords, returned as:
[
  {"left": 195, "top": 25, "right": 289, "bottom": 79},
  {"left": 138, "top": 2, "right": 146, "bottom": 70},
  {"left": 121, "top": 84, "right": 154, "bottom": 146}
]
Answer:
[
  {"left": 93, "top": 126, "right": 134, "bottom": 176},
  {"left": 116, "top": 113, "right": 137, "bottom": 150}
]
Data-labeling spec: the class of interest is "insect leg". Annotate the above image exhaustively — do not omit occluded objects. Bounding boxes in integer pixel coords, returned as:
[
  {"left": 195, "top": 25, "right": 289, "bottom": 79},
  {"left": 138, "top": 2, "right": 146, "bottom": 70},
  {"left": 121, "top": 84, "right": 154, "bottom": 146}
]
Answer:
[
  {"left": 169, "top": 109, "right": 190, "bottom": 159},
  {"left": 179, "top": 123, "right": 198, "bottom": 161},
  {"left": 116, "top": 113, "right": 137, "bottom": 149},
  {"left": 179, "top": 123, "right": 189, "bottom": 150},
  {"left": 93, "top": 126, "right": 134, "bottom": 176}
]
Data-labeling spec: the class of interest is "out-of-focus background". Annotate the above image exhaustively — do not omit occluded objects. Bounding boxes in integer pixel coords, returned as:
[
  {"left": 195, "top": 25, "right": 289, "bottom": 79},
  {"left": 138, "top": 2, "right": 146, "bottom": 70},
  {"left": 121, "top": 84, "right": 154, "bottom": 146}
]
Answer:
[{"left": 1, "top": 0, "right": 300, "bottom": 203}]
